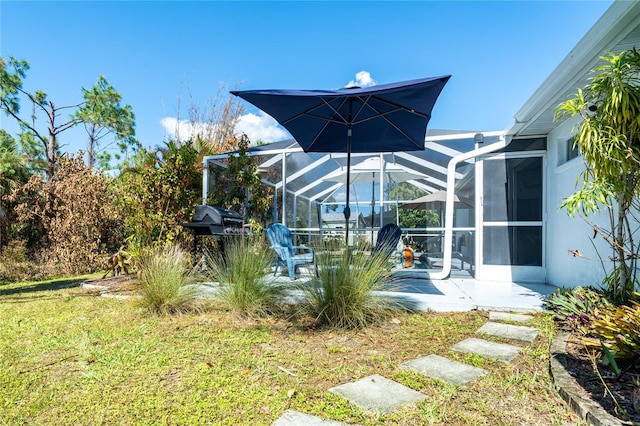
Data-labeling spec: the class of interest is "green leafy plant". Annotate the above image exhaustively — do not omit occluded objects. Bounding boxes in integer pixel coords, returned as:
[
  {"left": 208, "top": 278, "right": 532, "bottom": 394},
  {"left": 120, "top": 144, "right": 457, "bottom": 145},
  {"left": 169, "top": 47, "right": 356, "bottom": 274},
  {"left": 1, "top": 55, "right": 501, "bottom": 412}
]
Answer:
[
  {"left": 602, "top": 268, "right": 640, "bottom": 304},
  {"left": 601, "top": 343, "right": 622, "bottom": 378},
  {"left": 0, "top": 240, "right": 36, "bottom": 282},
  {"left": 206, "top": 235, "right": 288, "bottom": 317},
  {"left": 138, "top": 246, "right": 202, "bottom": 315},
  {"left": 556, "top": 48, "right": 640, "bottom": 303},
  {"left": 588, "top": 298, "right": 640, "bottom": 361},
  {"left": 297, "top": 249, "right": 404, "bottom": 328},
  {"left": 206, "top": 134, "right": 273, "bottom": 225},
  {"left": 247, "top": 217, "right": 263, "bottom": 235},
  {"left": 72, "top": 75, "right": 138, "bottom": 169},
  {"left": 115, "top": 141, "right": 202, "bottom": 250},
  {"left": 102, "top": 246, "right": 133, "bottom": 278},
  {"left": 543, "top": 286, "right": 611, "bottom": 334}
]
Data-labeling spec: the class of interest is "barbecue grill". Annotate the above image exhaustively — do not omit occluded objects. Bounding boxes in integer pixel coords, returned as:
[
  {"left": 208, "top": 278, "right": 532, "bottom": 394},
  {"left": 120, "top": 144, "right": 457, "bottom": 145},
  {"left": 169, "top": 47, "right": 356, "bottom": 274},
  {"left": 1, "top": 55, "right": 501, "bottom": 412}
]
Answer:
[
  {"left": 182, "top": 205, "right": 244, "bottom": 236},
  {"left": 182, "top": 205, "right": 246, "bottom": 257}
]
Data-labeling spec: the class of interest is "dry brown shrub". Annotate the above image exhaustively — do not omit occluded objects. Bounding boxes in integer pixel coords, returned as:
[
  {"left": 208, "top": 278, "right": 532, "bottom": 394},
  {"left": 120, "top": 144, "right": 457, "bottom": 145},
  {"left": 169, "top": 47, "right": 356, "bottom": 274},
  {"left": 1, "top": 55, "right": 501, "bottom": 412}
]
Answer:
[{"left": 13, "top": 153, "right": 124, "bottom": 275}]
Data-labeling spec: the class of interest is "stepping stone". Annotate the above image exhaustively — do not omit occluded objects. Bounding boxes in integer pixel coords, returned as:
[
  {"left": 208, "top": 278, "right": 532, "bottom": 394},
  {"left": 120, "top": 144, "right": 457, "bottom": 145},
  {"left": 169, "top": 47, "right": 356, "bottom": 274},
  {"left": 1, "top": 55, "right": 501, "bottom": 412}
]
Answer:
[
  {"left": 477, "top": 321, "right": 538, "bottom": 342},
  {"left": 401, "top": 354, "right": 487, "bottom": 386},
  {"left": 328, "top": 374, "right": 425, "bottom": 414},
  {"left": 272, "top": 409, "right": 345, "bottom": 425},
  {"left": 451, "top": 337, "right": 521, "bottom": 362},
  {"left": 489, "top": 312, "right": 532, "bottom": 323}
]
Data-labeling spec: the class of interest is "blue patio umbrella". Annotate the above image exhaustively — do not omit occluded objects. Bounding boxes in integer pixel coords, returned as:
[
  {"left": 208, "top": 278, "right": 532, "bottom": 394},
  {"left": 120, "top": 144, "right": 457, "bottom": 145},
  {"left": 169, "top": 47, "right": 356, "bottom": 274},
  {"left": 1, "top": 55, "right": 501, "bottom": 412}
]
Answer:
[{"left": 231, "top": 76, "right": 450, "bottom": 245}]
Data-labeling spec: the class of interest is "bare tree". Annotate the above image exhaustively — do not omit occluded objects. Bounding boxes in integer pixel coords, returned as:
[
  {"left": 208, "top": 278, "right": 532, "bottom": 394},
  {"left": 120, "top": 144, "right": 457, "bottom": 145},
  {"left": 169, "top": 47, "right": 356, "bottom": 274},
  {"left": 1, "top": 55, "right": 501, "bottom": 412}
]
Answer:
[
  {"left": 0, "top": 57, "right": 82, "bottom": 181},
  {"left": 171, "top": 83, "right": 245, "bottom": 156}
]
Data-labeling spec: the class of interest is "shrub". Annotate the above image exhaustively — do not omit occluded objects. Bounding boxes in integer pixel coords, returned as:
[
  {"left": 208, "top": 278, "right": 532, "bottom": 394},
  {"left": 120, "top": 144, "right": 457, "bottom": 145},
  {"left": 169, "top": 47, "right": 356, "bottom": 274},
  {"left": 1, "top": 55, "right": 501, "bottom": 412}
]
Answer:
[
  {"left": 543, "top": 286, "right": 612, "bottom": 334},
  {"left": 102, "top": 246, "right": 134, "bottom": 278},
  {"left": 547, "top": 287, "right": 640, "bottom": 363},
  {"left": 12, "top": 154, "right": 124, "bottom": 274},
  {"left": 138, "top": 246, "right": 202, "bottom": 315},
  {"left": 588, "top": 298, "right": 640, "bottom": 361},
  {"left": 0, "top": 240, "right": 36, "bottom": 282},
  {"left": 114, "top": 142, "right": 202, "bottom": 250},
  {"left": 297, "top": 249, "right": 403, "bottom": 329},
  {"left": 206, "top": 236, "right": 287, "bottom": 317}
]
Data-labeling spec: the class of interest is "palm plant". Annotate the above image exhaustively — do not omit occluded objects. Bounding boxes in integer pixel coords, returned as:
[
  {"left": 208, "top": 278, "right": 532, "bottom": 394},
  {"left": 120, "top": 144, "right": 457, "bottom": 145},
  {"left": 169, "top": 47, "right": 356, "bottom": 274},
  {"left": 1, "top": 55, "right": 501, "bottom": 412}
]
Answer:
[
  {"left": 556, "top": 48, "right": 640, "bottom": 303},
  {"left": 297, "top": 248, "right": 403, "bottom": 329}
]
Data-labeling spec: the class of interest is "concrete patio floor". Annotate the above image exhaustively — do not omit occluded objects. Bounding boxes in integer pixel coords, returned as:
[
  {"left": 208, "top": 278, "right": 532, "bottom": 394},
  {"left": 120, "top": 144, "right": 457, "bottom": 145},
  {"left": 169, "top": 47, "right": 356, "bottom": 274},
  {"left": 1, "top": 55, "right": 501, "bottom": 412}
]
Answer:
[
  {"left": 382, "top": 276, "right": 557, "bottom": 313},
  {"left": 265, "top": 266, "right": 557, "bottom": 313}
]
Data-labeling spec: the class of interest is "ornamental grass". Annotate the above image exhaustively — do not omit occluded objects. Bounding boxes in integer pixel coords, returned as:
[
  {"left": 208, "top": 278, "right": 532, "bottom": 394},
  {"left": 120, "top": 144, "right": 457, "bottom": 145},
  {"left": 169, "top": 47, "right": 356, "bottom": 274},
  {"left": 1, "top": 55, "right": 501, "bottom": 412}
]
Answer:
[{"left": 297, "top": 248, "right": 404, "bottom": 329}]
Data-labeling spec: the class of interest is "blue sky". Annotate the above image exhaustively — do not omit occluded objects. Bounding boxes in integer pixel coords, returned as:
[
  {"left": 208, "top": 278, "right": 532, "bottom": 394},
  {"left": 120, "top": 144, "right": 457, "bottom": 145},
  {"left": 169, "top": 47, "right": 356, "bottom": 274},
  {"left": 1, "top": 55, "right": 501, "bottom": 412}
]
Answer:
[{"left": 1, "top": 1, "right": 614, "bottom": 156}]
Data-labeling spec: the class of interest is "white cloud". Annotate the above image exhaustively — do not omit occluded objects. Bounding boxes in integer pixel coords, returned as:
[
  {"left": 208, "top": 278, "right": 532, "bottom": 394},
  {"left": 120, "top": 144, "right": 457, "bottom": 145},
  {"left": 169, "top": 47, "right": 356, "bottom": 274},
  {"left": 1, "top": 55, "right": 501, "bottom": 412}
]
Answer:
[
  {"left": 160, "top": 117, "right": 216, "bottom": 142},
  {"left": 235, "top": 111, "right": 290, "bottom": 144},
  {"left": 346, "top": 70, "right": 376, "bottom": 88},
  {"left": 160, "top": 113, "right": 289, "bottom": 146}
]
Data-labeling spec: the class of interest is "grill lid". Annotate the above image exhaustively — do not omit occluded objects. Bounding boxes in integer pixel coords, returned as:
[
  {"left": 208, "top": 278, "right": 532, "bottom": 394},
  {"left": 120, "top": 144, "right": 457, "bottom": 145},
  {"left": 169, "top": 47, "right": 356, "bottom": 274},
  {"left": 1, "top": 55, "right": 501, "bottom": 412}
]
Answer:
[
  {"left": 182, "top": 205, "right": 245, "bottom": 236},
  {"left": 192, "top": 205, "right": 243, "bottom": 223}
]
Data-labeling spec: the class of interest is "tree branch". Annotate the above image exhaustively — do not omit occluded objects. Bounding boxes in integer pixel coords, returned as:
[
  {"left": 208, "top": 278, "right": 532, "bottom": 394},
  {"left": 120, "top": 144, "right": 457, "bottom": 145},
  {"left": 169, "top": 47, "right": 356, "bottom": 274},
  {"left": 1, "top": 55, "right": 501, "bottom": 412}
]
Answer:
[
  {"left": 19, "top": 87, "right": 48, "bottom": 112},
  {"left": 0, "top": 99, "right": 47, "bottom": 143},
  {"left": 54, "top": 118, "right": 81, "bottom": 134}
]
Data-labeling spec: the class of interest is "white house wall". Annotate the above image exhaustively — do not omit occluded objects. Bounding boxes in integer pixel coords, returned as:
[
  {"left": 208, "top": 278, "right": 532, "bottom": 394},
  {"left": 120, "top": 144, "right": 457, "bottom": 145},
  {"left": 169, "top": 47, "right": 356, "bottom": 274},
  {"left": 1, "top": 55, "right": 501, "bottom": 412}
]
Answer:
[{"left": 545, "top": 116, "right": 613, "bottom": 289}]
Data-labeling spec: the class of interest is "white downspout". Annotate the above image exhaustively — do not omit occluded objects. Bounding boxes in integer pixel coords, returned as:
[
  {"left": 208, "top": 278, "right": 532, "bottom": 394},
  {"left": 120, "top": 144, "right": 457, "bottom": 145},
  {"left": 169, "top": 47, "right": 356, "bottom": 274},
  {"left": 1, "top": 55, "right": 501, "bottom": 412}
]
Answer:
[
  {"left": 428, "top": 133, "right": 509, "bottom": 280},
  {"left": 202, "top": 158, "right": 209, "bottom": 205}
]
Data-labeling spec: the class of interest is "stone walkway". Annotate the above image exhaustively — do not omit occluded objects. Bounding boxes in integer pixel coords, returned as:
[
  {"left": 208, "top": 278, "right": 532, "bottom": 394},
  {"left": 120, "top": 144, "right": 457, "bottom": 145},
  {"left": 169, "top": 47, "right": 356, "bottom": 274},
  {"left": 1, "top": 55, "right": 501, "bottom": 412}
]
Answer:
[{"left": 273, "top": 312, "right": 538, "bottom": 425}]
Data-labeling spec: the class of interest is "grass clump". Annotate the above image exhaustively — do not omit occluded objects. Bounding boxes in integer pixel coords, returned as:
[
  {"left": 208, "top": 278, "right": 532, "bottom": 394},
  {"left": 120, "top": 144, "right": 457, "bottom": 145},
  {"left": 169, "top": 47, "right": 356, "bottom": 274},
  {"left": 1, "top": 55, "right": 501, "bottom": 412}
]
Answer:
[
  {"left": 207, "top": 236, "right": 289, "bottom": 317},
  {"left": 298, "top": 249, "right": 402, "bottom": 328},
  {"left": 138, "top": 246, "right": 201, "bottom": 314}
]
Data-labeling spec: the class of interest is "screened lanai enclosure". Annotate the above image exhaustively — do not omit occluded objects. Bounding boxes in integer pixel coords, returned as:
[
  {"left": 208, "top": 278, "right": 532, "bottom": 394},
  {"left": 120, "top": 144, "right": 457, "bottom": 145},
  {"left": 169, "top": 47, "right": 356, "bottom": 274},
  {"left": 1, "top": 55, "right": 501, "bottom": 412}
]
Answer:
[{"left": 203, "top": 131, "right": 547, "bottom": 282}]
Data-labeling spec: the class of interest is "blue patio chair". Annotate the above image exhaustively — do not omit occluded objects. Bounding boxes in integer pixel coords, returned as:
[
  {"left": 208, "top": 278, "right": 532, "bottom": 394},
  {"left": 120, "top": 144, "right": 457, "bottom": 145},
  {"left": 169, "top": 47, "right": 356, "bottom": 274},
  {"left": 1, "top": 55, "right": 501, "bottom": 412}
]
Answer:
[
  {"left": 372, "top": 223, "right": 402, "bottom": 257},
  {"left": 266, "top": 223, "right": 316, "bottom": 280}
]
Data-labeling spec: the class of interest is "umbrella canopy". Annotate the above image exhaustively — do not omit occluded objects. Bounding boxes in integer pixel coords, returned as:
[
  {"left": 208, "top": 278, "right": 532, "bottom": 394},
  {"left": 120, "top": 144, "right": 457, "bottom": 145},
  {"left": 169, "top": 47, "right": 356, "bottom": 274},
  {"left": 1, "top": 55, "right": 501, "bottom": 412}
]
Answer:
[
  {"left": 400, "top": 190, "right": 472, "bottom": 210},
  {"left": 231, "top": 76, "right": 450, "bottom": 245}
]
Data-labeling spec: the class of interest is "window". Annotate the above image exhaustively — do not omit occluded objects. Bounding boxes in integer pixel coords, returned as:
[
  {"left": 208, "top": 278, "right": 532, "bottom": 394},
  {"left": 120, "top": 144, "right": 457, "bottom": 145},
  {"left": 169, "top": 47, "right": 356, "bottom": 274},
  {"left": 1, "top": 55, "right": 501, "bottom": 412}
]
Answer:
[{"left": 566, "top": 136, "right": 580, "bottom": 162}]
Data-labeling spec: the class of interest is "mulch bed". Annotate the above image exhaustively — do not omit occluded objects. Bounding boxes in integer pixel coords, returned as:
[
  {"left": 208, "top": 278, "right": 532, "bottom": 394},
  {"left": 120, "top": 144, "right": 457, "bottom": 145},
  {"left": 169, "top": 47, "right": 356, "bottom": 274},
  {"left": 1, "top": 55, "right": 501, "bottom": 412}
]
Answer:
[{"left": 564, "top": 340, "right": 640, "bottom": 423}]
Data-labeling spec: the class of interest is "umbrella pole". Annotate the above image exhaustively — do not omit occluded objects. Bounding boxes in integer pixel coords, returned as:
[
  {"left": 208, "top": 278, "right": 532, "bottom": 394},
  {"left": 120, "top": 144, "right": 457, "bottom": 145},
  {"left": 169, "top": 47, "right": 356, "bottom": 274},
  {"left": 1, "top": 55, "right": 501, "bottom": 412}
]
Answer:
[
  {"left": 343, "top": 101, "right": 353, "bottom": 248},
  {"left": 344, "top": 138, "right": 351, "bottom": 248}
]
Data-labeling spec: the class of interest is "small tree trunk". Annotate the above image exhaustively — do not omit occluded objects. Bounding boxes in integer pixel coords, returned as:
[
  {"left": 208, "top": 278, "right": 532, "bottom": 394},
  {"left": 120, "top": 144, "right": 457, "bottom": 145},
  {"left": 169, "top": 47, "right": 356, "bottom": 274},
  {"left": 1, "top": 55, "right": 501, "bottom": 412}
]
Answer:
[
  {"left": 46, "top": 101, "right": 57, "bottom": 182},
  {"left": 88, "top": 125, "right": 96, "bottom": 169},
  {"left": 616, "top": 194, "right": 629, "bottom": 301}
]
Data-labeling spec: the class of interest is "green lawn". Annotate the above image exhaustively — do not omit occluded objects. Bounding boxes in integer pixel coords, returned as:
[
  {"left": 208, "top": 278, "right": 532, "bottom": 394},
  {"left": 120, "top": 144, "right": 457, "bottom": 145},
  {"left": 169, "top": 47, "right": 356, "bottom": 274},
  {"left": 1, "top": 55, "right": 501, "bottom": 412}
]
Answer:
[{"left": 0, "top": 278, "right": 581, "bottom": 425}]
